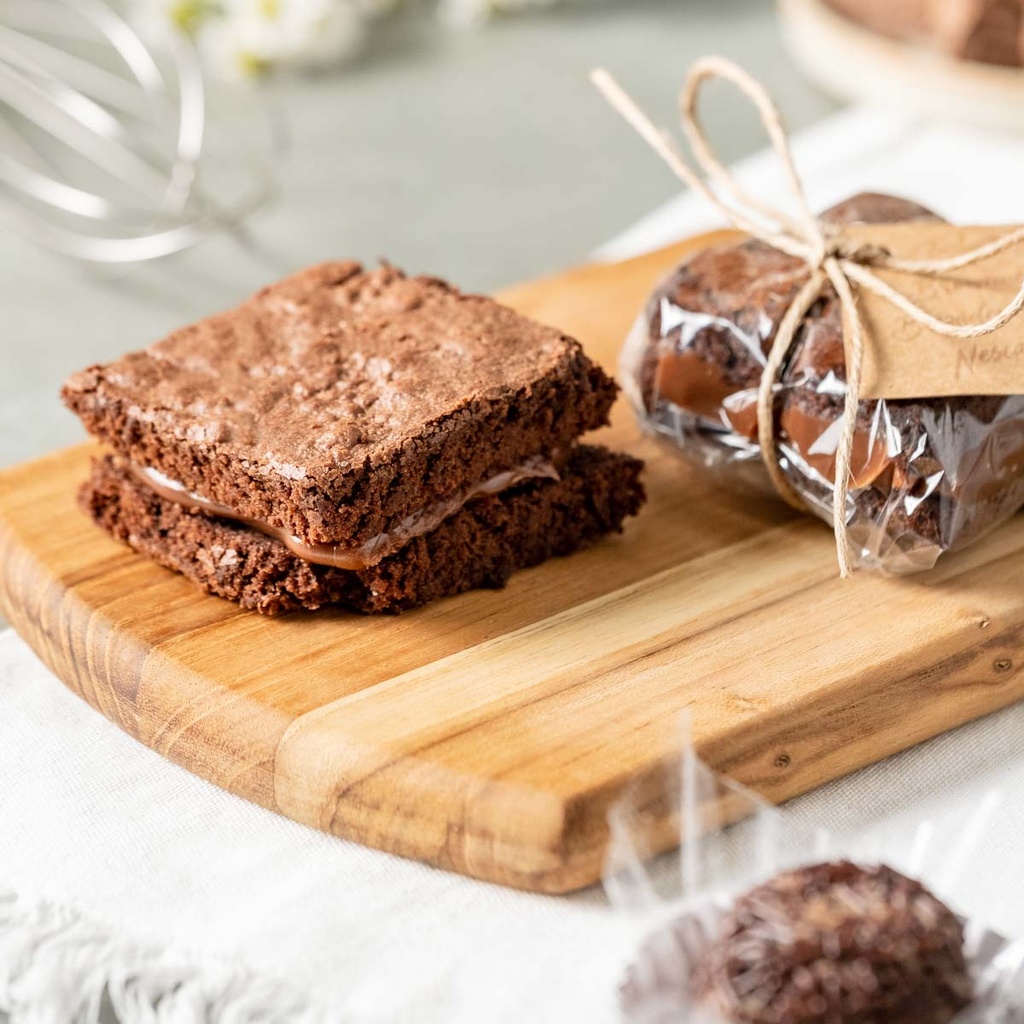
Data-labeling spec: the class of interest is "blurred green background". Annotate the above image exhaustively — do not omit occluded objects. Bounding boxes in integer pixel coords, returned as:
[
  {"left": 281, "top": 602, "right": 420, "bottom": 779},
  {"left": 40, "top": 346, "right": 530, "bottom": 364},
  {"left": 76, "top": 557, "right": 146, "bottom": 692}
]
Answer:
[{"left": 1, "top": 0, "right": 838, "bottom": 468}]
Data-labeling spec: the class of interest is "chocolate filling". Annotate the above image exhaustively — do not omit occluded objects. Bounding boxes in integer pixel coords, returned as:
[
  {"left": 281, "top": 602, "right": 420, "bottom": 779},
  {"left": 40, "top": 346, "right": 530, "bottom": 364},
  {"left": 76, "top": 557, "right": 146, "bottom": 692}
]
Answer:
[{"left": 131, "top": 458, "right": 561, "bottom": 570}]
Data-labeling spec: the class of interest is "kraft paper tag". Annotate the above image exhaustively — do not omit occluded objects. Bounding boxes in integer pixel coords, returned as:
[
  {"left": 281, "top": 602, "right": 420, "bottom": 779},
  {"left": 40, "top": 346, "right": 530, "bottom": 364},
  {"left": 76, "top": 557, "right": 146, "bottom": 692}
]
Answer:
[{"left": 840, "top": 222, "right": 1024, "bottom": 400}]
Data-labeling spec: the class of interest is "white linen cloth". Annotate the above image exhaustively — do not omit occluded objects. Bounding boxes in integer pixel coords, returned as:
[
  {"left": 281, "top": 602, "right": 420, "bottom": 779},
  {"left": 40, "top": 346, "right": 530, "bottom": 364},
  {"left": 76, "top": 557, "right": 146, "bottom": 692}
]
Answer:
[{"left": 2, "top": 105, "right": 1024, "bottom": 1023}]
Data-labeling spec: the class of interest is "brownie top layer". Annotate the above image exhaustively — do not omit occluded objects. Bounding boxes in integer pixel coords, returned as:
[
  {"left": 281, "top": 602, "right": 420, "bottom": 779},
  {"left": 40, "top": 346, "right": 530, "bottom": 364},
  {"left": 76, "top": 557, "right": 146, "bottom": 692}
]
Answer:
[
  {"left": 63, "top": 261, "right": 618, "bottom": 545},
  {"left": 67, "top": 261, "right": 589, "bottom": 476}
]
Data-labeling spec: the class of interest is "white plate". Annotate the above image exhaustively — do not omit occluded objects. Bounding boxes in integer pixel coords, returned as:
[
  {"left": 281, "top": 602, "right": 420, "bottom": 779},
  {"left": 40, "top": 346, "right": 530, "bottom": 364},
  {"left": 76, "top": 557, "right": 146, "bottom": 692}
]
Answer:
[{"left": 778, "top": 0, "right": 1024, "bottom": 134}]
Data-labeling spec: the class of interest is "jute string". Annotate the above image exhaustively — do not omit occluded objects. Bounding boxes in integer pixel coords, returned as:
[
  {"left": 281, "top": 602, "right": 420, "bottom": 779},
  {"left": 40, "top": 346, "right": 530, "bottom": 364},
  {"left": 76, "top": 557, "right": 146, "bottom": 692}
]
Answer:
[{"left": 592, "top": 56, "right": 1024, "bottom": 576}]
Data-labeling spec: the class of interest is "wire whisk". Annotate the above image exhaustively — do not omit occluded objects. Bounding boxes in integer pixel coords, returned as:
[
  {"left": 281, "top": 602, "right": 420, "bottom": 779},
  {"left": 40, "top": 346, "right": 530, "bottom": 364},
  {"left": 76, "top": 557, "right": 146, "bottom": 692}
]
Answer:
[{"left": 0, "top": 0, "right": 278, "bottom": 263}]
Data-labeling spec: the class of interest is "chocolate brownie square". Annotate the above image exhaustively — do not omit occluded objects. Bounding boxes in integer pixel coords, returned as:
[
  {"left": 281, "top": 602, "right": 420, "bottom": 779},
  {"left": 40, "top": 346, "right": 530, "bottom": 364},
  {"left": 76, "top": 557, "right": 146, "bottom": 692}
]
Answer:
[
  {"left": 64, "top": 260, "right": 645, "bottom": 612},
  {"left": 62, "top": 262, "right": 618, "bottom": 548}
]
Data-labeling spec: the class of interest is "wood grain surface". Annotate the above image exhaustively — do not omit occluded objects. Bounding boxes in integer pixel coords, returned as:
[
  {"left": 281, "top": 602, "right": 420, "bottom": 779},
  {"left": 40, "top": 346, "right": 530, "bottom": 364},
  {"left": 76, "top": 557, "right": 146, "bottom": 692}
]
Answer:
[{"left": 2, "top": 234, "right": 1024, "bottom": 892}]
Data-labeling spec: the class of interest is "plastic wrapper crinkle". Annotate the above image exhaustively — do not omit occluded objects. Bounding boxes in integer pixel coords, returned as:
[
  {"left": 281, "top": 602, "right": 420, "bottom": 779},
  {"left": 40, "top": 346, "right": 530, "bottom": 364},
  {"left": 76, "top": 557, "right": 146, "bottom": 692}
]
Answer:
[
  {"left": 605, "top": 744, "right": 1024, "bottom": 1023},
  {"left": 620, "top": 192, "right": 1024, "bottom": 573}
]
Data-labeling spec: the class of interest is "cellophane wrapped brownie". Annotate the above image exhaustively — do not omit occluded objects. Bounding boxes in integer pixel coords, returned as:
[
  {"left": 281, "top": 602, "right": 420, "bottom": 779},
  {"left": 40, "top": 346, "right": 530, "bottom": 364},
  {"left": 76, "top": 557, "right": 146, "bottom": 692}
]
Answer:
[
  {"left": 607, "top": 751, "right": 1024, "bottom": 1024},
  {"left": 621, "top": 192, "right": 1024, "bottom": 572}
]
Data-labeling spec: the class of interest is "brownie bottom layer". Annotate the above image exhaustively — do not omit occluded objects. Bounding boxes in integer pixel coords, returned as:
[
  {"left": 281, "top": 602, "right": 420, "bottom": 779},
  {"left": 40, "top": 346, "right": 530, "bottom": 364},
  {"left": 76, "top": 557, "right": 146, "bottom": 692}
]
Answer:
[{"left": 81, "top": 447, "right": 645, "bottom": 615}]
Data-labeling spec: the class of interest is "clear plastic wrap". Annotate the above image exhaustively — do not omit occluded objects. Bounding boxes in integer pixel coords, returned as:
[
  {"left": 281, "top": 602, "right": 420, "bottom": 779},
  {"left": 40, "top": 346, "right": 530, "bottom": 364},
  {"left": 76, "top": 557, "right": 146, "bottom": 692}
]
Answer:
[
  {"left": 605, "top": 744, "right": 1024, "bottom": 1024},
  {"left": 621, "top": 193, "right": 1024, "bottom": 573}
]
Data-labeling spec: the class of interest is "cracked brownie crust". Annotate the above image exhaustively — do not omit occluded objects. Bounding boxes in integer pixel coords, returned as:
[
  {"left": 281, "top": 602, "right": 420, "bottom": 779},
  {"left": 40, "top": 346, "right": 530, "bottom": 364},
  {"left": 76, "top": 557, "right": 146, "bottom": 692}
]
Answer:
[{"left": 63, "top": 262, "right": 619, "bottom": 547}]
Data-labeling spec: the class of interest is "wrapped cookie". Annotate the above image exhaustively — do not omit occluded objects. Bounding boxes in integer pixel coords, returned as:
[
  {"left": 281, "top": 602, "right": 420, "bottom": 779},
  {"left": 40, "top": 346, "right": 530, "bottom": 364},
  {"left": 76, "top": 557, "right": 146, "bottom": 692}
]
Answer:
[
  {"left": 621, "top": 192, "right": 1024, "bottom": 573},
  {"left": 619, "top": 859, "right": 1024, "bottom": 1024},
  {"left": 606, "top": 752, "right": 1024, "bottom": 1024},
  {"left": 691, "top": 861, "right": 973, "bottom": 1024},
  {"left": 595, "top": 58, "right": 1024, "bottom": 575}
]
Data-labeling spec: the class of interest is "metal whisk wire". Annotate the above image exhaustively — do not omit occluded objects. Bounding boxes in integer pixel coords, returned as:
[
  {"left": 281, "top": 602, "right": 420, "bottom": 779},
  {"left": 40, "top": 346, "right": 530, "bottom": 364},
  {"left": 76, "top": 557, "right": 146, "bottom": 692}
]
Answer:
[{"left": 0, "top": 0, "right": 274, "bottom": 263}]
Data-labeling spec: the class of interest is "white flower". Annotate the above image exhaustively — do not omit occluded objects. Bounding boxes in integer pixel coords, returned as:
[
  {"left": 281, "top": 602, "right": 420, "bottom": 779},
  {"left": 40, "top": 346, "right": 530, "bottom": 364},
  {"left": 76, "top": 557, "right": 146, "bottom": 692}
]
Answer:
[
  {"left": 436, "top": 0, "right": 559, "bottom": 30},
  {"left": 130, "top": 0, "right": 579, "bottom": 80},
  {"left": 199, "top": 0, "right": 368, "bottom": 77},
  {"left": 352, "top": 0, "right": 400, "bottom": 15},
  {"left": 130, "top": 0, "right": 221, "bottom": 37}
]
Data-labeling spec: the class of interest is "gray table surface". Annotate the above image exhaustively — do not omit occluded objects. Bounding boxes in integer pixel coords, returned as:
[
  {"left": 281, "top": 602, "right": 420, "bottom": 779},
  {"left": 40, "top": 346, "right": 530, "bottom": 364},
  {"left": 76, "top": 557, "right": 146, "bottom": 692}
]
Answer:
[{"left": 0, "top": 0, "right": 837, "bottom": 472}]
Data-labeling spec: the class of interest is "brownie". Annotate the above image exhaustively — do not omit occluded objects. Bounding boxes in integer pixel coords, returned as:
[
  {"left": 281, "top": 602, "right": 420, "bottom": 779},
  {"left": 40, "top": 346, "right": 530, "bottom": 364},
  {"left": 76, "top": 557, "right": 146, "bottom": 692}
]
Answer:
[
  {"left": 822, "top": 0, "right": 933, "bottom": 43},
  {"left": 62, "top": 262, "right": 618, "bottom": 548},
  {"left": 693, "top": 861, "right": 973, "bottom": 1024},
  {"left": 824, "top": 0, "right": 1024, "bottom": 67},
  {"left": 943, "top": 0, "right": 1024, "bottom": 67},
  {"left": 628, "top": 192, "right": 1024, "bottom": 569},
  {"left": 82, "top": 446, "right": 645, "bottom": 615},
  {"left": 635, "top": 193, "right": 939, "bottom": 417}
]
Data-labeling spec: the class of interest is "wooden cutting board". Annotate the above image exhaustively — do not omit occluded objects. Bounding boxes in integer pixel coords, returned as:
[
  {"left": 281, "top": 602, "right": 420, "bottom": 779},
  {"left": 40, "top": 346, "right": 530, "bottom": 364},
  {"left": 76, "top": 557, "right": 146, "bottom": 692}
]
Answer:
[{"left": 3, "top": 235, "right": 1024, "bottom": 894}]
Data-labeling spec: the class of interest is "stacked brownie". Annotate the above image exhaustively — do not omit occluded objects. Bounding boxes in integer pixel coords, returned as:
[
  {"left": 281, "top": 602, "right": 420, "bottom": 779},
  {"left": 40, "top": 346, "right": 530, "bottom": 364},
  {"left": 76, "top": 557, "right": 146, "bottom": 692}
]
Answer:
[
  {"left": 63, "top": 262, "right": 644, "bottom": 614},
  {"left": 626, "top": 192, "right": 1024, "bottom": 570}
]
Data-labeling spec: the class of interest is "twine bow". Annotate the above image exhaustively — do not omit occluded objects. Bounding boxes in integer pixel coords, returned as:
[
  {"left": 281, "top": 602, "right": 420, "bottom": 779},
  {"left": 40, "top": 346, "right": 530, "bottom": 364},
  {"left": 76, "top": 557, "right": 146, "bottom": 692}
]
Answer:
[{"left": 592, "top": 56, "right": 1024, "bottom": 576}]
